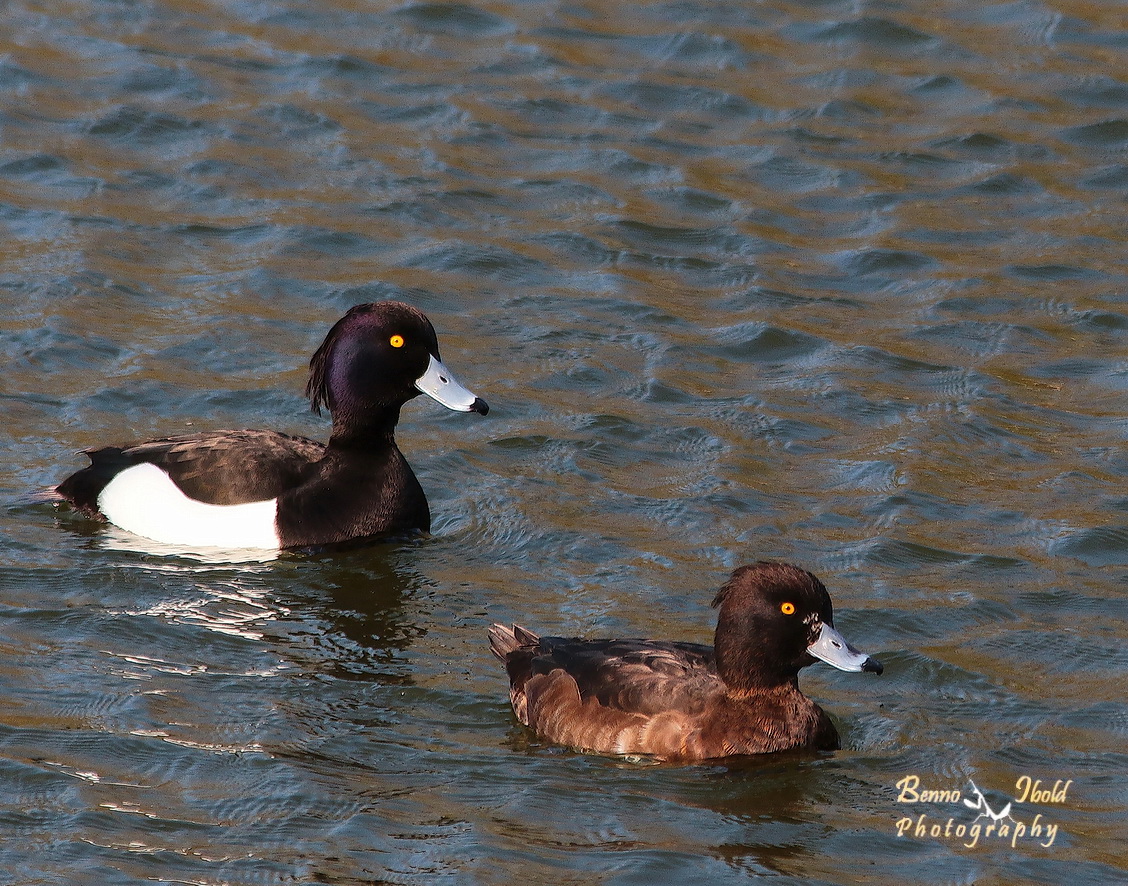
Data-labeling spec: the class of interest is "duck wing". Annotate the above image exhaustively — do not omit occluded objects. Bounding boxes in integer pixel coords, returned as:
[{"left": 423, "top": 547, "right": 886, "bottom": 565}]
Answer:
[
  {"left": 532, "top": 637, "right": 720, "bottom": 717},
  {"left": 57, "top": 430, "right": 326, "bottom": 512},
  {"left": 490, "top": 624, "right": 725, "bottom": 758}
]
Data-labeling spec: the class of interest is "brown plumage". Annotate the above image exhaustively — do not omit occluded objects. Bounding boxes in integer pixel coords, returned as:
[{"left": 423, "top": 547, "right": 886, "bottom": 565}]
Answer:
[{"left": 489, "top": 562, "right": 883, "bottom": 761}]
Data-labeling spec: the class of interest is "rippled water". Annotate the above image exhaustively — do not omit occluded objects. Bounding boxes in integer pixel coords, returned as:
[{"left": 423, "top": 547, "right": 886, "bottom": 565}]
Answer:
[{"left": 2, "top": 0, "right": 1127, "bottom": 882}]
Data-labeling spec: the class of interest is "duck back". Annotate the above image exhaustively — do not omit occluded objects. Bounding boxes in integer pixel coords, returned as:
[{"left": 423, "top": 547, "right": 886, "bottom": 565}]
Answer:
[{"left": 57, "top": 430, "right": 326, "bottom": 514}]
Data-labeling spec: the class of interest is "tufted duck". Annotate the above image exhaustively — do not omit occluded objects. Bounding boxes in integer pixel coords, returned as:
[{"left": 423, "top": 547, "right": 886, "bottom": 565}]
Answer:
[
  {"left": 52, "top": 301, "right": 488, "bottom": 550},
  {"left": 489, "top": 562, "right": 882, "bottom": 760}
]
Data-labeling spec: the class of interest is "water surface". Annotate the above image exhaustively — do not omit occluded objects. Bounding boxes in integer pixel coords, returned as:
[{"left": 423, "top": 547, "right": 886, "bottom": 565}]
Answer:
[{"left": 1, "top": 0, "right": 1126, "bottom": 883}]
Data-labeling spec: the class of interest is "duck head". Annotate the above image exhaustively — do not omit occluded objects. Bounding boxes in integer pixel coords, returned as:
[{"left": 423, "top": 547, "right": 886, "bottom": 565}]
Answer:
[
  {"left": 305, "top": 301, "right": 488, "bottom": 443},
  {"left": 711, "top": 561, "right": 883, "bottom": 691}
]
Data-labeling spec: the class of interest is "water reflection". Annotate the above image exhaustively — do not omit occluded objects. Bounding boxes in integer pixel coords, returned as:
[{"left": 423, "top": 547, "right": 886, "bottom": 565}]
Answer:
[
  {"left": 98, "top": 526, "right": 282, "bottom": 565},
  {"left": 88, "top": 542, "right": 436, "bottom": 677},
  {"left": 267, "top": 547, "right": 434, "bottom": 681}
]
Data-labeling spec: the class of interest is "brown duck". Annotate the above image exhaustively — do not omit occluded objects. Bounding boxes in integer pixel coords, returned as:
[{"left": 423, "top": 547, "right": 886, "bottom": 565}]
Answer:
[{"left": 489, "top": 561, "right": 883, "bottom": 761}]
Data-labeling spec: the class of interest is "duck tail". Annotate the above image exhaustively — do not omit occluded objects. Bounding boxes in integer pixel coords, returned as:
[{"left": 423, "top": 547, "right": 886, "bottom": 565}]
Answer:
[{"left": 488, "top": 623, "right": 540, "bottom": 660}]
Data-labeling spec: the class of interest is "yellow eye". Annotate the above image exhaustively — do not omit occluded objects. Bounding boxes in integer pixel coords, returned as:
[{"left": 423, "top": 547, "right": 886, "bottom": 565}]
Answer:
[
  {"left": 389, "top": 334, "right": 405, "bottom": 348},
  {"left": 780, "top": 602, "right": 796, "bottom": 615}
]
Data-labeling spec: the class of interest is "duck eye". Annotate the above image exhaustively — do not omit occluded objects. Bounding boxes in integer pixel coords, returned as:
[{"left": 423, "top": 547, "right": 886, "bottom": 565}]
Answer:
[
  {"left": 389, "top": 334, "right": 405, "bottom": 348},
  {"left": 780, "top": 602, "right": 796, "bottom": 615}
]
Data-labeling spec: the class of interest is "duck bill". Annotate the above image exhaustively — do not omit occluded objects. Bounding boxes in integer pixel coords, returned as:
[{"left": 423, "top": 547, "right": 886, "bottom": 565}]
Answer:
[
  {"left": 808, "top": 623, "right": 883, "bottom": 674},
  {"left": 415, "top": 354, "right": 489, "bottom": 415}
]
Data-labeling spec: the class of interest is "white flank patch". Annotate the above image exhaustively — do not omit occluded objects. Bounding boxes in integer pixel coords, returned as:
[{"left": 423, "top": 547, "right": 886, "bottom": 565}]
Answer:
[{"left": 98, "top": 462, "right": 280, "bottom": 549}]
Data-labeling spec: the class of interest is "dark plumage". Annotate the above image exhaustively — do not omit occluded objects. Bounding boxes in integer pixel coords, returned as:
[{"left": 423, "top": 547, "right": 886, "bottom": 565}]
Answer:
[
  {"left": 489, "top": 562, "right": 883, "bottom": 761},
  {"left": 52, "top": 301, "right": 488, "bottom": 550}
]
